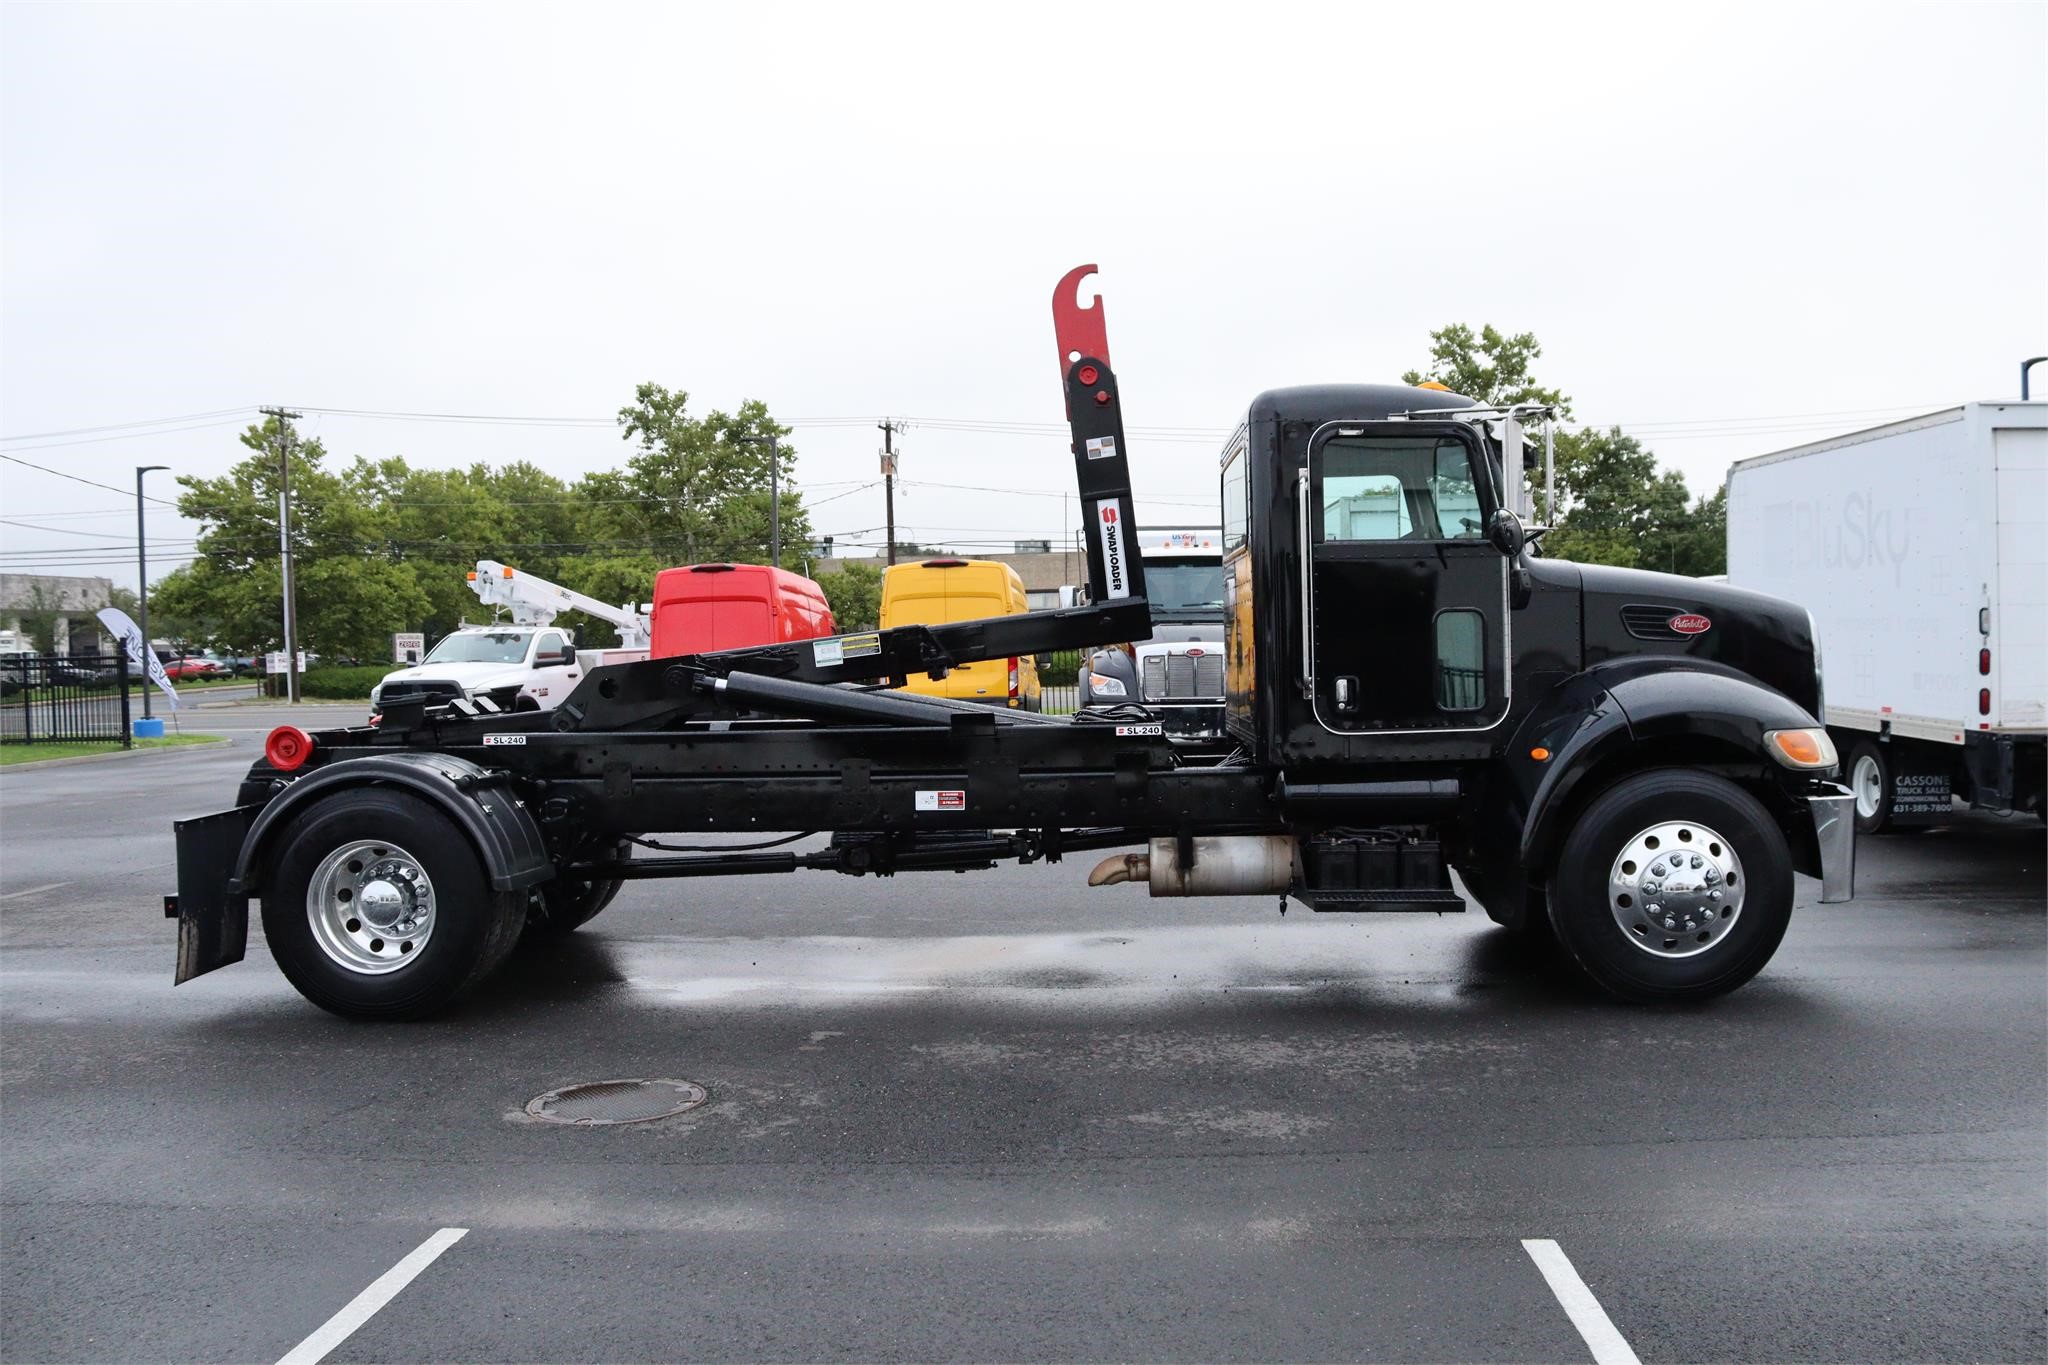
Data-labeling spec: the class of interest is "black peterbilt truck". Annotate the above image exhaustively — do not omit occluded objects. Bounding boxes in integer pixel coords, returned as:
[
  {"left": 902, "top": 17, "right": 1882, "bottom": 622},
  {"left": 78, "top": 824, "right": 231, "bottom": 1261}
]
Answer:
[{"left": 167, "top": 266, "right": 1855, "bottom": 1018}]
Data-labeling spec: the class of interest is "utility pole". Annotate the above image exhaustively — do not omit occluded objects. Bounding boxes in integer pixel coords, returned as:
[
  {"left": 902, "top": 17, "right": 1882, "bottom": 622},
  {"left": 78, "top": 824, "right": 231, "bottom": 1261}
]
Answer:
[
  {"left": 879, "top": 419, "right": 901, "bottom": 565},
  {"left": 261, "top": 407, "right": 303, "bottom": 703},
  {"left": 135, "top": 465, "right": 169, "bottom": 719}
]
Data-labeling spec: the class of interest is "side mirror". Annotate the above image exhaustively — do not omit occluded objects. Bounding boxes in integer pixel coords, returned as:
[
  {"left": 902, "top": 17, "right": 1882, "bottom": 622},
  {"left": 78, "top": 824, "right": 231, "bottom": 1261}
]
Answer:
[
  {"left": 548, "top": 645, "right": 576, "bottom": 667},
  {"left": 1487, "top": 508, "right": 1526, "bottom": 558}
]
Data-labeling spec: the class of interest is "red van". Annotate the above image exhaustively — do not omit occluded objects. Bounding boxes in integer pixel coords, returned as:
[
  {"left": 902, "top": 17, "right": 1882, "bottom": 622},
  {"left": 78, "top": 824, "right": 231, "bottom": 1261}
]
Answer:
[{"left": 649, "top": 564, "right": 836, "bottom": 658}]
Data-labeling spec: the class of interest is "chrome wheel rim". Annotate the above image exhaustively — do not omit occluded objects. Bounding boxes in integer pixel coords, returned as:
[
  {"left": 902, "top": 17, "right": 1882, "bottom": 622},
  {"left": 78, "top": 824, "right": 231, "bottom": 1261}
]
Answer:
[
  {"left": 1852, "top": 753, "right": 1884, "bottom": 820},
  {"left": 306, "top": 840, "right": 436, "bottom": 974},
  {"left": 1607, "top": 820, "right": 1745, "bottom": 959}
]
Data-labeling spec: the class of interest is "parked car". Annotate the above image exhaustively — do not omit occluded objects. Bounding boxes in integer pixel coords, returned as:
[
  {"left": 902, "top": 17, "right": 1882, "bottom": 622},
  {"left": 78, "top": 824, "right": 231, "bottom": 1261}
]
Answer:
[
  {"left": 205, "top": 653, "right": 258, "bottom": 677},
  {"left": 52, "top": 660, "right": 118, "bottom": 688},
  {"left": 162, "top": 657, "right": 220, "bottom": 681}
]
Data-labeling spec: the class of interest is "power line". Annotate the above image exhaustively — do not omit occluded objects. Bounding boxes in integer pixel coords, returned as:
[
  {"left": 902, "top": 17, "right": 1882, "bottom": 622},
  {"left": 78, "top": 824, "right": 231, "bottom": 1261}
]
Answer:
[
  {"left": 0, "top": 417, "right": 252, "bottom": 454},
  {"left": 0, "top": 407, "right": 254, "bottom": 442},
  {"left": 1, "top": 452, "right": 180, "bottom": 504},
  {"left": 0, "top": 518, "right": 194, "bottom": 540},
  {"left": 0, "top": 506, "right": 144, "bottom": 521}
]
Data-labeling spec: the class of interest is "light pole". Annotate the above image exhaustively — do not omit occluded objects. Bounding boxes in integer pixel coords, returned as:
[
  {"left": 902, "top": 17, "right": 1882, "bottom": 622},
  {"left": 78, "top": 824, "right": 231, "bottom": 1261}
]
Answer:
[
  {"left": 136, "top": 465, "right": 169, "bottom": 719},
  {"left": 735, "top": 434, "right": 782, "bottom": 565}
]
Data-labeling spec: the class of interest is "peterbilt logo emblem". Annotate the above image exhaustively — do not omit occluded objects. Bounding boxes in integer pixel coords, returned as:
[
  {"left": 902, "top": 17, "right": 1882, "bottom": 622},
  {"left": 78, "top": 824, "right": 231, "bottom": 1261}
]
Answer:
[
  {"left": 1669, "top": 614, "right": 1711, "bottom": 635},
  {"left": 1183, "top": 647, "right": 1205, "bottom": 657}
]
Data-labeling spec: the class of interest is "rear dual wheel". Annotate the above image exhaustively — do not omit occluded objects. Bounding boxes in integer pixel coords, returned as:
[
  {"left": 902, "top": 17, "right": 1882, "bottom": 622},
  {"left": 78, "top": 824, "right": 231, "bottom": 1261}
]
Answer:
[
  {"left": 523, "top": 847, "right": 627, "bottom": 940},
  {"left": 261, "top": 790, "right": 525, "bottom": 1020},
  {"left": 1547, "top": 769, "right": 1794, "bottom": 1003}
]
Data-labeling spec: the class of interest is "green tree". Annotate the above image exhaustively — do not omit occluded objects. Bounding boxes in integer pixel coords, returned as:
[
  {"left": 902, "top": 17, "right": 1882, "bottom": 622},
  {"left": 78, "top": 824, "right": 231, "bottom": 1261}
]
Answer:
[
  {"left": 150, "top": 417, "right": 430, "bottom": 659},
  {"left": 818, "top": 561, "right": 883, "bottom": 631},
  {"left": 1403, "top": 324, "right": 1727, "bottom": 576},
  {"left": 594, "top": 385, "right": 814, "bottom": 568},
  {"left": 1401, "top": 323, "right": 1573, "bottom": 417},
  {"left": 1639, "top": 481, "right": 1728, "bottom": 577}
]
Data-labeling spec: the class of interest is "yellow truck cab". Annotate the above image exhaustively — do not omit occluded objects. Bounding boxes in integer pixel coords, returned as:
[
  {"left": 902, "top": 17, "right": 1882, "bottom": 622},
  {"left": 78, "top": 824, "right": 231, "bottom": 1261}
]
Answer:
[{"left": 879, "top": 558, "right": 1043, "bottom": 709}]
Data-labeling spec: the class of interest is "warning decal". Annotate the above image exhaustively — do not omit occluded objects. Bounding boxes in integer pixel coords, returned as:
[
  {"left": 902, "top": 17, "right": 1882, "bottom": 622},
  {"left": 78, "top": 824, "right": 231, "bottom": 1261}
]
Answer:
[
  {"left": 1094, "top": 502, "right": 1131, "bottom": 599},
  {"left": 1085, "top": 436, "right": 1118, "bottom": 461},
  {"left": 914, "top": 790, "right": 967, "bottom": 811},
  {"left": 813, "top": 632, "right": 882, "bottom": 668}
]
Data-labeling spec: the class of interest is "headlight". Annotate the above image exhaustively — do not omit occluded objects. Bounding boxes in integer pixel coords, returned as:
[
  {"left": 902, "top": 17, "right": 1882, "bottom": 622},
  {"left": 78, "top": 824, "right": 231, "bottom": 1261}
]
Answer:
[
  {"left": 1087, "top": 672, "right": 1127, "bottom": 697},
  {"left": 1765, "top": 728, "right": 1838, "bottom": 770}
]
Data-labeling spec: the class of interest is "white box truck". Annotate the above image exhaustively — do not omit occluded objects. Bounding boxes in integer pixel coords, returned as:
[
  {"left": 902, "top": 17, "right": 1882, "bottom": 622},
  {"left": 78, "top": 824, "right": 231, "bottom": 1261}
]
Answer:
[{"left": 1727, "top": 401, "right": 2045, "bottom": 831}]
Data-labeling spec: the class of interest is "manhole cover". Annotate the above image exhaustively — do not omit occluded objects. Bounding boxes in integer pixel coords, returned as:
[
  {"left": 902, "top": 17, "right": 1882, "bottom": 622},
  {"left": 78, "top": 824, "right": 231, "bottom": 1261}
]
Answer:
[{"left": 525, "top": 1078, "right": 708, "bottom": 1126}]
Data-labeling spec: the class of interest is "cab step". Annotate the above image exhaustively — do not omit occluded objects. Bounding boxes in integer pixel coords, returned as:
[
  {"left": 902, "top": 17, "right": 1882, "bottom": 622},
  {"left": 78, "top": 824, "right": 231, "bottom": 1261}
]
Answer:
[{"left": 1295, "top": 887, "right": 1465, "bottom": 913}]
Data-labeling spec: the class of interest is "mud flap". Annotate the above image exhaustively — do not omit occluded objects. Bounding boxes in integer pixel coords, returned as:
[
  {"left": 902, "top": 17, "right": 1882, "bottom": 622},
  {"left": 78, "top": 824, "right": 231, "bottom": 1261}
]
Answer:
[{"left": 172, "top": 805, "right": 259, "bottom": 984}]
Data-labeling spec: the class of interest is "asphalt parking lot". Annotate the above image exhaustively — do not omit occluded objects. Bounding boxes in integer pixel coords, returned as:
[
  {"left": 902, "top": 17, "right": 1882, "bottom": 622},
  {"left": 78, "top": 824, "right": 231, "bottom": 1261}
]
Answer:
[{"left": 2, "top": 704, "right": 2043, "bottom": 1363}]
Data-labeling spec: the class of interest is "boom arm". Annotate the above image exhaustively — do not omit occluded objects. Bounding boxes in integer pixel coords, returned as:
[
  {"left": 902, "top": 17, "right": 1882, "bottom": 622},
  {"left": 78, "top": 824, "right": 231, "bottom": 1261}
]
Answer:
[{"left": 468, "top": 561, "right": 652, "bottom": 649}]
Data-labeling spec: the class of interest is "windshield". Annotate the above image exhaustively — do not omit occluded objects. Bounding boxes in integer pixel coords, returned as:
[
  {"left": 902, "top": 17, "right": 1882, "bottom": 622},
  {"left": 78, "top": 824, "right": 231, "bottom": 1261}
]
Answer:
[
  {"left": 422, "top": 630, "right": 532, "bottom": 665},
  {"left": 1148, "top": 561, "right": 1226, "bottom": 616}
]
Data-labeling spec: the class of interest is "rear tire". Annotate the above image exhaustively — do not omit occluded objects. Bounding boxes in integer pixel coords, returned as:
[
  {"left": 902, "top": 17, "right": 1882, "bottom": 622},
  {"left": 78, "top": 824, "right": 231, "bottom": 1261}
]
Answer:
[
  {"left": 1847, "top": 739, "right": 1895, "bottom": 834},
  {"left": 1547, "top": 768, "right": 1793, "bottom": 1004},
  {"left": 524, "top": 846, "right": 627, "bottom": 940},
  {"left": 261, "top": 789, "right": 524, "bottom": 1019}
]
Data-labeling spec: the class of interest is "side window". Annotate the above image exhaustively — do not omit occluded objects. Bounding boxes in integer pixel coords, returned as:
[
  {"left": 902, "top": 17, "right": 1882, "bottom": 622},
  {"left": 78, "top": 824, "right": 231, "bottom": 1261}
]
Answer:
[
  {"left": 1433, "top": 444, "right": 1483, "bottom": 539},
  {"left": 1323, "top": 474, "right": 1411, "bottom": 540},
  {"left": 1319, "top": 435, "right": 1485, "bottom": 542},
  {"left": 1435, "top": 610, "right": 1485, "bottom": 710},
  {"left": 1222, "top": 441, "right": 1248, "bottom": 550}
]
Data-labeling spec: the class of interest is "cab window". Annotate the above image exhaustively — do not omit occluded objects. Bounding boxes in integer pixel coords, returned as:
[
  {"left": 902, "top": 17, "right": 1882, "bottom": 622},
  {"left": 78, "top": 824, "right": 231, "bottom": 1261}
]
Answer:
[
  {"left": 1320, "top": 436, "right": 1485, "bottom": 542},
  {"left": 1222, "top": 438, "right": 1249, "bottom": 550}
]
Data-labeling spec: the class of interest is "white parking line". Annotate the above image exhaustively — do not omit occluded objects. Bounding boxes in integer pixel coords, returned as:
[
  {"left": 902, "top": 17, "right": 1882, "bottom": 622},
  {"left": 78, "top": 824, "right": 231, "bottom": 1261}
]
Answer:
[
  {"left": 0, "top": 882, "right": 70, "bottom": 902},
  {"left": 1522, "top": 1238, "right": 1642, "bottom": 1365},
  {"left": 275, "top": 1227, "right": 467, "bottom": 1365}
]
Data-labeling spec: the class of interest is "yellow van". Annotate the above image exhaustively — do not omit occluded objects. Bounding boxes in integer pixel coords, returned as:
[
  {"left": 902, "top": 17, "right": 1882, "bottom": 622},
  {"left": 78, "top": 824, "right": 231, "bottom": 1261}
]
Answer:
[{"left": 878, "top": 558, "right": 1043, "bottom": 709}]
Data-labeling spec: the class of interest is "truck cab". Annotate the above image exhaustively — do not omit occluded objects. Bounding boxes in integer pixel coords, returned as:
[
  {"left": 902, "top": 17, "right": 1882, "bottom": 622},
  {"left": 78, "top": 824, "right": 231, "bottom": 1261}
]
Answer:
[
  {"left": 1224, "top": 384, "right": 1847, "bottom": 944},
  {"left": 1078, "top": 529, "right": 1226, "bottom": 745}
]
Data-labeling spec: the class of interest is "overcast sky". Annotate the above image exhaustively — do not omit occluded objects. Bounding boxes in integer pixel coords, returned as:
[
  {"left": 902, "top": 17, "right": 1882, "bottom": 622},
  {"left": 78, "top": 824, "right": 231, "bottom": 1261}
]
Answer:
[{"left": 3, "top": 0, "right": 2043, "bottom": 592}]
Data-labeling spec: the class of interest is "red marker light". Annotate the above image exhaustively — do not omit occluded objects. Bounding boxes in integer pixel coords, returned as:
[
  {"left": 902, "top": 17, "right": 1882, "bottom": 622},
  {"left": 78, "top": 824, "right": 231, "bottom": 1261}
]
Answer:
[
  {"left": 1094, "top": 389, "right": 1110, "bottom": 405},
  {"left": 1077, "top": 364, "right": 1099, "bottom": 385},
  {"left": 1979, "top": 648, "right": 1991, "bottom": 676},
  {"left": 1979, "top": 688, "right": 1991, "bottom": 716},
  {"left": 265, "top": 725, "right": 314, "bottom": 771}
]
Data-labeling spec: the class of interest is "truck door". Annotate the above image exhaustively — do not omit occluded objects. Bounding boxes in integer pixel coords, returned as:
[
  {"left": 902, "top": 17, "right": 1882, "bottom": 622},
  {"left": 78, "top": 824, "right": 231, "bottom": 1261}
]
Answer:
[{"left": 1304, "top": 423, "right": 1511, "bottom": 733}]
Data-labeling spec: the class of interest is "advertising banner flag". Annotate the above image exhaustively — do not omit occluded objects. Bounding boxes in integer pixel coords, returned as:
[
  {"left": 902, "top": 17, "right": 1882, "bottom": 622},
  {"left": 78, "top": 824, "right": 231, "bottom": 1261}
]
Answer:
[{"left": 95, "top": 607, "right": 178, "bottom": 710}]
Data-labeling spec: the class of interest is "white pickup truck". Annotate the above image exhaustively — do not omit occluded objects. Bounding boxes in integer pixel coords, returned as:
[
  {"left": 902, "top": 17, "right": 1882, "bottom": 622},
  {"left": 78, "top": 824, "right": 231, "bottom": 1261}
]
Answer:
[
  {"left": 372, "top": 562, "right": 651, "bottom": 715},
  {"left": 370, "top": 624, "right": 603, "bottom": 714}
]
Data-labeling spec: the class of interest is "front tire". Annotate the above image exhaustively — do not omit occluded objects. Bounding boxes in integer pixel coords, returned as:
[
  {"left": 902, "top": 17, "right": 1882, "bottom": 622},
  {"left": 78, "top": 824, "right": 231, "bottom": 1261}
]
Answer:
[
  {"left": 261, "top": 789, "right": 524, "bottom": 1019},
  {"left": 1547, "top": 769, "right": 1793, "bottom": 1003}
]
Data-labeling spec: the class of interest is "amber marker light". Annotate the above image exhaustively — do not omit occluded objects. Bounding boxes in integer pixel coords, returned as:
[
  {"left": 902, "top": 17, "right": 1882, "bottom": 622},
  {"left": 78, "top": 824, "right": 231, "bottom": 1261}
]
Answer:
[
  {"left": 1764, "top": 728, "right": 1837, "bottom": 769},
  {"left": 1529, "top": 747, "right": 1551, "bottom": 761}
]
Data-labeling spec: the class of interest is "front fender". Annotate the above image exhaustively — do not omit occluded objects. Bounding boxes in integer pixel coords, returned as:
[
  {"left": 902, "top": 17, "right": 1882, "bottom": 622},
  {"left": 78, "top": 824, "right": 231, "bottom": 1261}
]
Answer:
[
  {"left": 1507, "top": 658, "right": 1824, "bottom": 871},
  {"left": 229, "top": 751, "right": 553, "bottom": 895}
]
